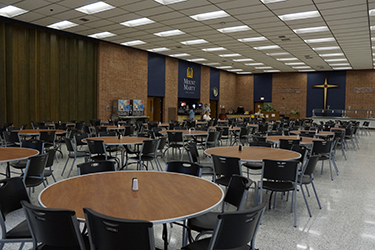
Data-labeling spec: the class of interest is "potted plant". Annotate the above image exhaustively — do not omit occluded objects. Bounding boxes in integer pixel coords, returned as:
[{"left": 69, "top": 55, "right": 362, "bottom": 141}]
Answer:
[
  {"left": 289, "top": 108, "right": 300, "bottom": 119},
  {"left": 260, "top": 103, "right": 279, "bottom": 121}
]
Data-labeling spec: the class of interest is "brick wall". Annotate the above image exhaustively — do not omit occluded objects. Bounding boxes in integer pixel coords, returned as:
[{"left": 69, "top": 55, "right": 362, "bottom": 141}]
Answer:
[
  {"left": 272, "top": 73, "right": 307, "bottom": 118},
  {"left": 236, "top": 75, "right": 254, "bottom": 113},
  {"left": 346, "top": 70, "right": 375, "bottom": 111},
  {"left": 200, "top": 66, "right": 210, "bottom": 108},
  {"left": 97, "top": 42, "right": 148, "bottom": 121},
  {"left": 164, "top": 57, "right": 178, "bottom": 122},
  {"left": 219, "top": 71, "right": 237, "bottom": 113}
]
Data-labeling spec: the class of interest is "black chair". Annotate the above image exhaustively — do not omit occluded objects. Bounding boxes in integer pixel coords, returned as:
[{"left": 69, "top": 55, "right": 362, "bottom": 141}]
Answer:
[
  {"left": 260, "top": 159, "right": 300, "bottom": 227},
  {"left": 211, "top": 154, "right": 242, "bottom": 187},
  {"left": 182, "top": 202, "right": 266, "bottom": 250},
  {"left": 11, "top": 139, "right": 44, "bottom": 175},
  {"left": 187, "top": 175, "right": 253, "bottom": 242},
  {"left": 23, "top": 154, "right": 49, "bottom": 195},
  {"left": 126, "top": 139, "right": 160, "bottom": 171},
  {"left": 156, "top": 137, "right": 167, "bottom": 170},
  {"left": 166, "top": 131, "right": 185, "bottom": 160},
  {"left": 242, "top": 141, "right": 273, "bottom": 179},
  {"left": 44, "top": 148, "right": 57, "bottom": 184},
  {"left": 299, "top": 155, "right": 322, "bottom": 217},
  {"left": 0, "top": 177, "right": 33, "bottom": 249},
  {"left": 279, "top": 138, "right": 301, "bottom": 150},
  {"left": 2, "top": 131, "right": 20, "bottom": 147},
  {"left": 21, "top": 201, "right": 88, "bottom": 250},
  {"left": 187, "top": 142, "right": 215, "bottom": 181},
  {"left": 311, "top": 140, "right": 338, "bottom": 180},
  {"left": 39, "top": 130, "right": 56, "bottom": 151},
  {"left": 77, "top": 160, "right": 116, "bottom": 175},
  {"left": 166, "top": 161, "right": 202, "bottom": 177},
  {"left": 83, "top": 207, "right": 157, "bottom": 250},
  {"left": 202, "top": 131, "right": 219, "bottom": 150},
  {"left": 332, "top": 129, "right": 347, "bottom": 160},
  {"left": 86, "top": 139, "right": 120, "bottom": 168},
  {"left": 63, "top": 138, "right": 90, "bottom": 178}
]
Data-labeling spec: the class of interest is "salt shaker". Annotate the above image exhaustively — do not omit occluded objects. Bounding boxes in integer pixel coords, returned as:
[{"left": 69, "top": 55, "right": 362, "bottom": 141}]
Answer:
[{"left": 132, "top": 178, "right": 138, "bottom": 191}]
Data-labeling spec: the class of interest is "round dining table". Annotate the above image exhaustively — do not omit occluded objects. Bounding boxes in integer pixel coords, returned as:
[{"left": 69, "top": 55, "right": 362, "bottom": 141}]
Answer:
[
  {"left": 39, "top": 171, "right": 224, "bottom": 249},
  {"left": 0, "top": 147, "right": 39, "bottom": 177},
  {"left": 15, "top": 129, "right": 67, "bottom": 136},
  {"left": 159, "top": 130, "right": 208, "bottom": 136},
  {"left": 266, "top": 135, "right": 323, "bottom": 146},
  {"left": 289, "top": 130, "right": 334, "bottom": 137},
  {"left": 204, "top": 146, "right": 301, "bottom": 162}
]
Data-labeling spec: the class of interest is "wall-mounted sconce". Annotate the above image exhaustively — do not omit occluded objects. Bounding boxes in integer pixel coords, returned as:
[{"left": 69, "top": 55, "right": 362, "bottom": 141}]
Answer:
[{"left": 260, "top": 97, "right": 265, "bottom": 101}]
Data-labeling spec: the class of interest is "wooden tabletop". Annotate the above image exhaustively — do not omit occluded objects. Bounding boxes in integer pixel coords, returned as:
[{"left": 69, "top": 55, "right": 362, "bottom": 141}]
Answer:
[
  {"left": 210, "top": 126, "right": 241, "bottom": 131},
  {"left": 15, "top": 129, "right": 67, "bottom": 135},
  {"left": 204, "top": 146, "right": 301, "bottom": 162},
  {"left": 82, "top": 136, "right": 149, "bottom": 145},
  {"left": 289, "top": 130, "right": 334, "bottom": 136},
  {"left": 266, "top": 135, "right": 323, "bottom": 145},
  {"left": 39, "top": 171, "right": 224, "bottom": 223},
  {"left": 45, "top": 122, "right": 75, "bottom": 127},
  {"left": 0, "top": 147, "right": 39, "bottom": 163},
  {"left": 160, "top": 130, "right": 209, "bottom": 136},
  {"left": 99, "top": 125, "right": 125, "bottom": 130}
]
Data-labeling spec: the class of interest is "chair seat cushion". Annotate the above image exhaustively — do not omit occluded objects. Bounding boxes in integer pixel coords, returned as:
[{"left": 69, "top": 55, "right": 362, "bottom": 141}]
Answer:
[
  {"left": 262, "top": 181, "right": 294, "bottom": 192},
  {"left": 10, "top": 160, "right": 27, "bottom": 169},
  {"left": 242, "top": 162, "right": 262, "bottom": 170},
  {"left": 187, "top": 212, "right": 218, "bottom": 232},
  {"left": 6, "top": 220, "right": 32, "bottom": 239}
]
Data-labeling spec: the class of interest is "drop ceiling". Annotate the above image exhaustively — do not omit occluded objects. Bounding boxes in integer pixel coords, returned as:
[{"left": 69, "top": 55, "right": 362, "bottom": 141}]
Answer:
[{"left": 1, "top": 0, "right": 375, "bottom": 74}]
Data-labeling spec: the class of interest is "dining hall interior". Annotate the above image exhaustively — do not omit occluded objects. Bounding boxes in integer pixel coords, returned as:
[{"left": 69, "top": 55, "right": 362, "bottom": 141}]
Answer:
[{"left": 1, "top": 0, "right": 375, "bottom": 249}]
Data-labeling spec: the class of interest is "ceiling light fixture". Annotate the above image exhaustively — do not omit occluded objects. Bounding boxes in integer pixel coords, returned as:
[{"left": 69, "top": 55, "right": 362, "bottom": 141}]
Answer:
[
  {"left": 202, "top": 47, "right": 226, "bottom": 52},
  {"left": 332, "top": 67, "right": 352, "bottom": 70},
  {"left": 253, "top": 45, "right": 280, "bottom": 50},
  {"left": 238, "top": 37, "right": 267, "bottom": 42},
  {"left": 279, "top": 11, "right": 320, "bottom": 21},
  {"left": 233, "top": 59, "right": 254, "bottom": 62},
  {"left": 312, "top": 46, "right": 340, "bottom": 51},
  {"left": 75, "top": 1, "right": 115, "bottom": 14},
  {"left": 256, "top": 66, "right": 273, "bottom": 69},
  {"left": 154, "top": 0, "right": 187, "bottom": 5},
  {"left": 304, "top": 38, "right": 335, "bottom": 43},
  {"left": 121, "top": 40, "right": 146, "bottom": 46},
  {"left": 228, "top": 69, "right": 243, "bottom": 72},
  {"left": 276, "top": 58, "right": 298, "bottom": 61},
  {"left": 120, "top": 17, "right": 155, "bottom": 27},
  {"left": 217, "top": 25, "right": 251, "bottom": 33},
  {"left": 237, "top": 72, "right": 252, "bottom": 74},
  {"left": 0, "top": 5, "right": 28, "bottom": 17},
  {"left": 264, "top": 70, "right": 280, "bottom": 72},
  {"left": 329, "top": 63, "right": 350, "bottom": 66},
  {"left": 189, "top": 58, "right": 207, "bottom": 62},
  {"left": 292, "top": 66, "right": 311, "bottom": 69},
  {"left": 285, "top": 62, "right": 305, "bottom": 65},
  {"left": 260, "top": 0, "right": 287, "bottom": 4},
  {"left": 266, "top": 52, "right": 289, "bottom": 56},
  {"left": 205, "top": 62, "right": 221, "bottom": 65},
  {"left": 181, "top": 39, "right": 208, "bottom": 45},
  {"left": 369, "top": 8, "right": 375, "bottom": 16},
  {"left": 319, "top": 53, "right": 344, "bottom": 57},
  {"left": 216, "top": 66, "right": 233, "bottom": 69},
  {"left": 190, "top": 10, "right": 229, "bottom": 21},
  {"left": 47, "top": 20, "right": 78, "bottom": 30},
  {"left": 324, "top": 58, "right": 347, "bottom": 62},
  {"left": 169, "top": 53, "right": 190, "bottom": 57},
  {"left": 147, "top": 47, "right": 170, "bottom": 52},
  {"left": 293, "top": 26, "right": 328, "bottom": 34},
  {"left": 219, "top": 53, "right": 241, "bottom": 57},
  {"left": 245, "top": 63, "right": 264, "bottom": 66},
  {"left": 154, "top": 29, "right": 185, "bottom": 37},
  {"left": 88, "top": 31, "right": 116, "bottom": 39}
]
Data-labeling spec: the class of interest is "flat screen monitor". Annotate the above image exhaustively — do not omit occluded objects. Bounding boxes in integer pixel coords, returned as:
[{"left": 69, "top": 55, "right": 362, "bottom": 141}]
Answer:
[
  {"left": 192, "top": 104, "right": 196, "bottom": 109},
  {"left": 180, "top": 102, "right": 186, "bottom": 108},
  {"left": 198, "top": 103, "right": 203, "bottom": 108}
]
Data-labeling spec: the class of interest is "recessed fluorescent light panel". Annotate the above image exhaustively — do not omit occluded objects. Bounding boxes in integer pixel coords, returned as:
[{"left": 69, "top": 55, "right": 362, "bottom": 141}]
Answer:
[
  {"left": 312, "top": 46, "right": 340, "bottom": 51},
  {"left": 285, "top": 62, "right": 305, "bottom": 65},
  {"left": 190, "top": 10, "right": 229, "bottom": 21},
  {"left": 189, "top": 58, "right": 207, "bottom": 62},
  {"left": 304, "top": 38, "right": 335, "bottom": 43},
  {"left": 216, "top": 66, "right": 233, "bottom": 69},
  {"left": 228, "top": 69, "right": 243, "bottom": 72},
  {"left": 253, "top": 45, "right": 280, "bottom": 50},
  {"left": 47, "top": 20, "right": 78, "bottom": 30},
  {"left": 279, "top": 11, "right": 320, "bottom": 21},
  {"left": 324, "top": 58, "right": 347, "bottom": 62},
  {"left": 369, "top": 9, "right": 375, "bottom": 16},
  {"left": 120, "top": 17, "right": 155, "bottom": 27},
  {"left": 217, "top": 25, "right": 251, "bottom": 33},
  {"left": 329, "top": 63, "right": 350, "bottom": 66},
  {"left": 205, "top": 62, "right": 221, "bottom": 66},
  {"left": 75, "top": 1, "right": 115, "bottom": 14},
  {"left": 233, "top": 59, "right": 254, "bottom": 62},
  {"left": 219, "top": 54, "right": 241, "bottom": 57},
  {"left": 299, "top": 69, "right": 315, "bottom": 72},
  {"left": 319, "top": 53, "right": 344, "bottom": 57},
  {"left": 238, "top": 37, "right": 267, "bottom": 42},
  {"left": 332, "top": 67, "right": 352, "bottom": 70},
  {"left": 154, "top": 0, "right": 187, "bottom": 5},
  {"left": 121, "top": 40, "right": 146, "bottom": 46},
  {"left": 169, "top": 53, "right": 190, "bottom": 57},
  {"left": 0, "top": 5, "right": 28, "bottom": 17},
  {"left": 237, "top": 72, "right": 252, "bottom": 74},
  {"left": 245, "top": 63, "right": 264, "bottom": 66},
  {"left": 202, "top": 47, "right": 226, "bottom": 52},
  {"left": 88, "top": 31, "right": 116, "bottom": 39},
  {"left": 266, "top": 52, "right": 289, "bottom": 56},
  {"left": 154, "top": 29, "right": 185, "bottom": 37},
  {"left": 292, "top": 66, "right": 311, "bottom": 69},
  {"left": 181, "top": 39, "right": 208, "bottom": 45},
  {"left": 371, "top": 26, "right": 375, "bottom": 31},
  {"left": 293, "top": 26, "right": 328, "bottom": 34},
  {"left": 148, "top": 47, "right": 170, "bottom": 52},
  {"left": 264, "top": 70, "right": 280, "bottom": 72},
  {"left": 261, "top": 0, "right": 287, "bottom": 3},
  {"left": 255, "top": 66, "right": 272, "bottom": 69},
  {"left": 276, "top": 58, "right": 298, "bottom": 61}
]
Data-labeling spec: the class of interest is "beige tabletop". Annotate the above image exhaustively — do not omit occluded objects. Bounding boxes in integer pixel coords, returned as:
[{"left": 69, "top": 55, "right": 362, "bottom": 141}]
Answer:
[
  {"left": 46, "top": 122, "right": 75, "bottom": 127},
  {"left": 160, "top": 130, "right": 208, "bottom": 136},
  {"left": 0, "top": 147, "right": 39, "bottom": 163},
  {"left": 210, "top": 126, "right": 242, "bottom": 131},
  {"left": 15, "top": 129, "right": 67, "bottom": 136},
  {"left": 39, "top": 171, "right": 224, "bottom": 223},
  {"left": 289, "top": 130, "right": 334, "bottom": 136},
  {"left": 99, "top": 125, "right": 126, "bottom": 130},
  {"left": 266, "top": 135, "right": 323, "bottom": 145},
  {"left": 204, "top": 146, "right": 301, "bottom": 162},
  {"left": 330, "top": 127, "right": 346, "bottom": 131},
  {"left": 83, "top": 136, "right": 149, "bottom": 145}
]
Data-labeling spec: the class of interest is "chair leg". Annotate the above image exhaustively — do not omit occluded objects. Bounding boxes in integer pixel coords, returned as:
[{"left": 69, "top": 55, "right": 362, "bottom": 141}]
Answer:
[
  {"left": 300, "top": 185, "right": 312, "bottom": 217},
  {"left": 67, "top": 158, "right": 77, "bottom": 178},
  {"left": 310, "top": 181, "right": 322, "bottom": 209},
  {"left": 61, "top": 157, "right": 70, "bottom": 176}
]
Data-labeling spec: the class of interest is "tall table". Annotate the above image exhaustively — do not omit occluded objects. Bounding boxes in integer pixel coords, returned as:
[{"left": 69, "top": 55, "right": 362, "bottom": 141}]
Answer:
[
  {"left": 0, "top": 147, "right": 39, "bottom": 177},
  {"left": 39, "top": 171, "right": 224, "bottom": 249}
]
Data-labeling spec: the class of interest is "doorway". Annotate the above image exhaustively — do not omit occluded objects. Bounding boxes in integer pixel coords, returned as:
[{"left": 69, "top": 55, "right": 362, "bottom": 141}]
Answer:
[{"left": 147, "top": 97, "right": 163, "bottom": 122}]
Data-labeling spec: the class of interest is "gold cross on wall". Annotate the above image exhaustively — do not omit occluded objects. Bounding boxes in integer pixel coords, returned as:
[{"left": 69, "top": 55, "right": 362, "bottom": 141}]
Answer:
[{"left": 312, "top": 77, "right": 340, "bottom": 109}]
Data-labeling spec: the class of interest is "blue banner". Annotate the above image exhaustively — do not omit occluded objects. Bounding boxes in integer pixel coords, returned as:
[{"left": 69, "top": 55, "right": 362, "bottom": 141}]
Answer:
[
  {"left": 254, "top": 73, "right": 272, "bottom": 102},
  {"left": 147, "top": 53, "right": 165, "bottom": 97},
  {"left": 178, "top": 60, "right": 201, "bottom": 99},
  {"left": 210, "top": 68, "right": 220, "bottom": 100}
]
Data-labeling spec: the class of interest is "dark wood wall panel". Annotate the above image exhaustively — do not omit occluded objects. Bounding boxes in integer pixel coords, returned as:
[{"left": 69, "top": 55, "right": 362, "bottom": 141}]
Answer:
[{"left": 0, "top": 20, "right": 98, "bottom": 127}]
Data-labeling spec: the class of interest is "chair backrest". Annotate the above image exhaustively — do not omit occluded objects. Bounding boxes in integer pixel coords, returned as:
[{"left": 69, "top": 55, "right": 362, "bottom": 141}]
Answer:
[
  {"left": 65, "top": 137, "right": 75, "bottom": 153},
  {"left": 87, "top": 139, "right": 106, "bottom": 155},
  {"left": 311, "top": 140, "right": 331, "bottom": 155},
  {"left": 187, "top": 142, "right": 200, "bottom": 164},
  {"left": 279, "top": 138, "right": 300, "bottom": 150},
  {"left": 21, "top": 139, "right": 45, "bottom": 153},
  {"left": 3, "top": 131, "right": 19, "bottom": 144},
  {"left": 290, "top": 144, "right": 308, "bottom": 164},
  {"left": 211, "top": 154, "right": 242, "bottom": 179},
  {"left": 21, "top": 201, "right": 86, "bottom": 249},
  {"left": 24, "top": 154, "right": 49, "bottom": 184},
  {"left": 167, "top": 131, "right": 184, "bottom": 144},
  {"left": 0, "top": 177, "right": 30, "bottom": 220},
  {"left": 224, "top": 175, "right": 253, "bottom": 211},
  {"left": 249, "top": 141, "right": 272, "bottom": 147},
  {"left": 262, "top": 159, "right": 299, "bottom": 182},
  {"left": 140, "top": 139, "right": 160, "bottom": 155},
  {"left": 74, "top": 132, "right": 89, "bottom": 146},
  {"left": 157, "top": 137, "right": 167, "bottom": 151},
  {"left": 166, "top": 161, "right": 202, "bottom": 177},
  {"left": 77, "top": 161, "right": 116, "bottom": 175},
  {"left": 98, "top": 131, "right": 116, "bottom": 137},
  {"left": 302, "top": 154, "right": 320, "bottom": 176},
  {"left": 83, "top": 208, "right": 155, "bottom": 250},
  {"left": 45, "top": 148, "right": 57, "bottom": 169},
  {"left": 124, "top": 125, "right": 135, "bottom": 136},
  {"left": 39, "top": 130, "right": 56, "bottom": 143},
  {"left": 207, "top": 202, "right": 266, "bottom": 250}
]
